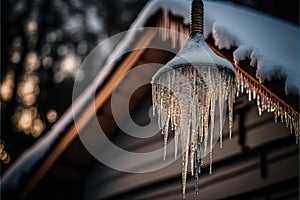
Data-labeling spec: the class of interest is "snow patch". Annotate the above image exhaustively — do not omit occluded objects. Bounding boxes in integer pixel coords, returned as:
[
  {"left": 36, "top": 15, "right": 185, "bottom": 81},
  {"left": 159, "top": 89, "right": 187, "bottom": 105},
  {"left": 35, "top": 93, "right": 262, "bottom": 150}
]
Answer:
[
  {"left": 204, "top": 1, "right": 299, "bottom": 95},
  {"left": 233, "top": 45, "right": 253, "bottom": 64},
  {"left": 168, "top": 33, "right": 234, "bottom": 71},
  {"left": 212, "top": 24, "right": 241, "bottom": 50}
]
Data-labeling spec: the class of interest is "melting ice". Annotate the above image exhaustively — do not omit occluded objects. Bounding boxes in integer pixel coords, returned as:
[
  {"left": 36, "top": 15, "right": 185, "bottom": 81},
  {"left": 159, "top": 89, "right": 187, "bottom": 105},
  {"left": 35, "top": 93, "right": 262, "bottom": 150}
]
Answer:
[{"left": 152, "top": 63, "right": 235, "bottom": 198}]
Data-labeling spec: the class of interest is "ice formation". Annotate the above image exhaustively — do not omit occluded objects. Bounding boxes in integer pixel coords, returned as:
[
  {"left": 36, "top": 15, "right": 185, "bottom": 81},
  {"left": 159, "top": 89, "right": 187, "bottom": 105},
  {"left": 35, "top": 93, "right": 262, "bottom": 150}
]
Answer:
[
  {"left": 152, "top": 0, "right": 300, "bottom": 96},
  {"left": 235, "top": 67, "right": 299, "bottom": 139},
  {"left": 151, "top": 0, "right": 237, "bottom": 198},
  {"left": 152, "top": 30, "right": 236, "bottom": 198},
  {"left": 154, "top": 0, "right": 299, "bottom": 145}
]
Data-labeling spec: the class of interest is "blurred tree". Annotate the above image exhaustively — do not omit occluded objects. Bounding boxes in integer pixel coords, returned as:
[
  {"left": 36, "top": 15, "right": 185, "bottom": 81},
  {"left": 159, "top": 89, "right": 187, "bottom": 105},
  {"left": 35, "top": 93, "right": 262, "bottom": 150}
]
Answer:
[{"left": 0, "top": 0, "right": 147, "bottom": 174}]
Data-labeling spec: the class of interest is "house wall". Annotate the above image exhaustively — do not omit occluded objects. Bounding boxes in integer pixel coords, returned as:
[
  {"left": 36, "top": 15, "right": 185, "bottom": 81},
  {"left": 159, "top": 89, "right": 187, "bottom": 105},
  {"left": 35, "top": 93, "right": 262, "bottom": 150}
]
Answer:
[
  {"left": 83, "top": 91, "right": 299, "bottom": 199},
  {"left": 81, "top": 7, "right": 299, "bottom": 198}
]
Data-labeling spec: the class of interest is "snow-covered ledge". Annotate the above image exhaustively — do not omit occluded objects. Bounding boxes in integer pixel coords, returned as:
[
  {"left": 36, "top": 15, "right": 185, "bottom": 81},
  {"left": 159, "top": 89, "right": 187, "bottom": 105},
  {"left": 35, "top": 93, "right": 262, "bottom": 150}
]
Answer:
[
  {"left": 138, "top": 0, "right": 299, "bottom": 95},
  {"left": 137, "top": 0, "right": 299, "bottom": 137}
]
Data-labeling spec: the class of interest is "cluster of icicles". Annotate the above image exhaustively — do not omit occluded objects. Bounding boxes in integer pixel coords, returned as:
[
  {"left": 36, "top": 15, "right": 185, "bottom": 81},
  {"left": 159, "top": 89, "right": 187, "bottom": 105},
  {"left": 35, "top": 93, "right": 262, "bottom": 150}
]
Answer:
[
  {"left": 152, "top": 65, "right": 235, "bottom": 198},
  {"left": 235, "top": 69, "right": 300, "bottom": 141},
  {"left": 155, "top": 8, "right": 299, "bottom": 199},
  {"left": 157, "top": 12, "right": 299, "bottom": 140},
  {"left": 158, "top": 10, "right": 189, "bottom": 49}
]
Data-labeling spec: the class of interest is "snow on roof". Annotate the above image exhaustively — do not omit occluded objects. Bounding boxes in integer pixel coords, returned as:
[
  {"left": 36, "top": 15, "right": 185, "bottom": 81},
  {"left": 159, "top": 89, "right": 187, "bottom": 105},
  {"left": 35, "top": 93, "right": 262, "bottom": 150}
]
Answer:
[
  {"left": 2, "top": 0, "right": 298, "bottom": 192},
  {"left": 204, "top": 1, "right": 299, "bottom": 95},
  {"left": 119, "top": 0, "right": 299, "bottom": 95}
]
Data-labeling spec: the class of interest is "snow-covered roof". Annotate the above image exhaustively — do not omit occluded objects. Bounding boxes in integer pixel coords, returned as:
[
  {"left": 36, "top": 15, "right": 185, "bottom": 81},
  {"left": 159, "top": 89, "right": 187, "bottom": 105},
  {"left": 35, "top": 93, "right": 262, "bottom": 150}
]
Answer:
[
  {"left": 205, "top": 2, "right": 299, "bottom": 95},
  {"left": 2, "top": 0, "right": 299, "bottom": 193},
  {"left": 127, "top": 0, "right": 299, "bottom": 95}
]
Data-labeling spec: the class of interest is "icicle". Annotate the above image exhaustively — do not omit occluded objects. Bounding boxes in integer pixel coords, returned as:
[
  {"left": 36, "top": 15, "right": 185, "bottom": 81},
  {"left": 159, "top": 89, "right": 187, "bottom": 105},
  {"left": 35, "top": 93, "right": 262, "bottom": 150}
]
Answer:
[
  {"left": 233, "top": 67, "right": 299, "bottom": 145},
  {"left": 219, "top": 80, "right": 224, "bottom": 148},
  {"left": 158, "top": 9, "right": 189, "bottom": 49},
  {"left": 253, "top": 89, "right": 257, "bottom": 100},
  {"left": 228, "top": 87, "right": 234, "bottom": 139},
  {"left": 241, "top": 77, "right": 244, "bottom": 93},
  {"left": 163, "top": 116, "right": 169, "bottom": 160},
  {"left": 209, "top": 77, "right": 216, "bottom": 174},
  {"left": 175, "top": 129, "right": 179, "bottom": 159},
  {"left": 248, "top": 89, "right": 252, "bottom": 101},
  {"left": 203, "top": 80, "right": 210, "bottom": 155},
  {"left": 194, "top": 152, "right": 199, "bottom": 195},
  {"left": 162, "top": 9, "right": 169, "bottom": 41},
  {"left": 157, "top": 0, "right": 299, "bottom": 146},
  {"left": 152, "top": 1, "right": 238, "bottom": 198},
  {"left": 274, "top": 109, "right": 278, "bottom": 123},
  {"left": 195, "top": 142, "right": 201, "bottom": 195},
  {"left": 152, "top": 65, "right": 235, "bottom": 199}
]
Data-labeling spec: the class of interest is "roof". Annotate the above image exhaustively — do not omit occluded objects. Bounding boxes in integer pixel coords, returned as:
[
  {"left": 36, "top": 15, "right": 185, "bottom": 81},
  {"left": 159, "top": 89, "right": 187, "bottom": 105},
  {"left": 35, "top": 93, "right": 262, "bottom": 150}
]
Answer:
[
  {"left": 1, "top": 0, "right": 299, "bottom": 198},
  {"left": 137, "top": 0, "right": 299, "bottom": 95}
]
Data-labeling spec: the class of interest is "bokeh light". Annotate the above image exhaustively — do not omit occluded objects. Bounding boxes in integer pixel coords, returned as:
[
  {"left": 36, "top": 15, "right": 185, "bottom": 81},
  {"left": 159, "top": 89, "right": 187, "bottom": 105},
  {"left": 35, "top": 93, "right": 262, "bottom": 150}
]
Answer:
[
  {"left": 25, "top": 51, "right": 40, "bottom": 72},
  {"left": 2, "top": 0, "right": 148, "bottom": 174},
  {"left": 12, "top": 106, "right": 45, "bottom": 137},
  {"left": 54, "top": 53, "right": 82, "bottom": 83},
  {"left": 31, "top": 118, "right": 45, "bottom": 138},
  {"left": 46, "top": 109, "right": 58, "bottom": 123},
  {"left": 25, "top": 19, "right": 38, "bottom": 35},
  {"left": 0, "top": 71, "right": 15, "bottom": 102},
  {"left": 0, "top": 140, "right": 10, "bottom": 164},
  {"left": 17, "top": 75, "right": 40, "bottom": 106},
  {"left": 10, "top": 52, "right": 21, "bottom": 64}
]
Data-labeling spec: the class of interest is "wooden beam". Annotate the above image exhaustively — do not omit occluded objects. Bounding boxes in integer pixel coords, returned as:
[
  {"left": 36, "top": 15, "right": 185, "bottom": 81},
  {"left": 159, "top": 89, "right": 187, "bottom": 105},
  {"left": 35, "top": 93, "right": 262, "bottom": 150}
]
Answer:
[
  {"left": 20, "top": 29, "right": 157, "bottom": 199},
  {"left": 207, "top": 43, "right": 299, "bottom": 117}
]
